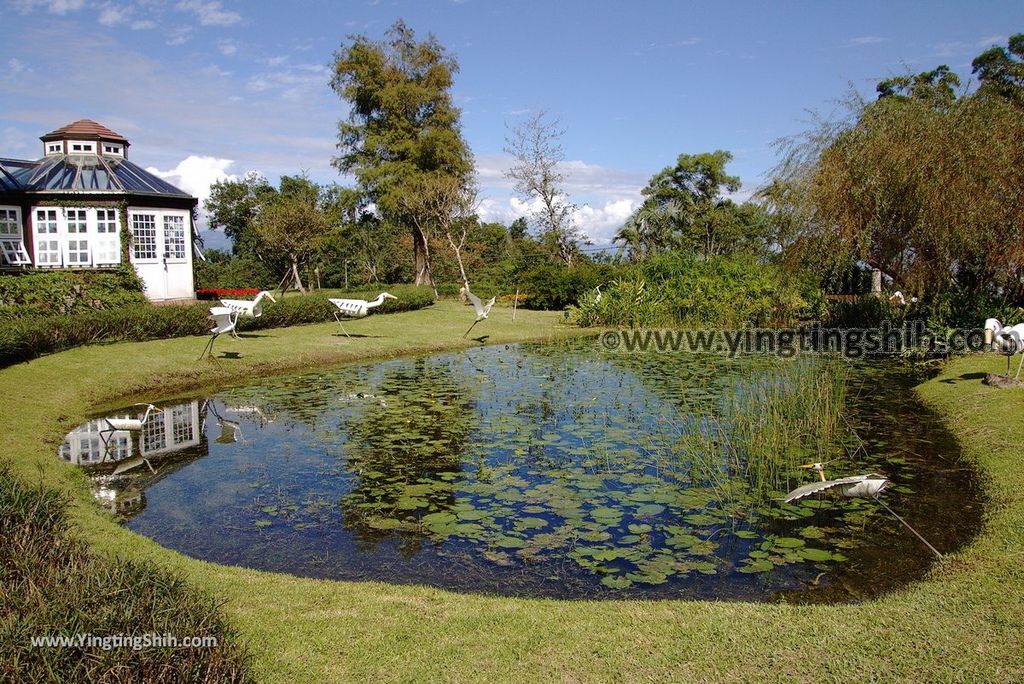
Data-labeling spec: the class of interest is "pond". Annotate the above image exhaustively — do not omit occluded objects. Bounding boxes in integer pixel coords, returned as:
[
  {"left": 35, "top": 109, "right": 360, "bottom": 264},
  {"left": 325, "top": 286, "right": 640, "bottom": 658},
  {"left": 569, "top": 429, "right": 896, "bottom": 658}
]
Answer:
[{"left": 60, "top": 341, "right": 984, "bottom": 602}]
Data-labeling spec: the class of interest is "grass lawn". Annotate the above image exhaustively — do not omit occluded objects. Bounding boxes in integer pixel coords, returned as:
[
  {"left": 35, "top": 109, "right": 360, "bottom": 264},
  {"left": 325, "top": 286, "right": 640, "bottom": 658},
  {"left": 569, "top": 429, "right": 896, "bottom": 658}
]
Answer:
[{"left": 2, "top": 301, "right": 1023, "bottom": 682}]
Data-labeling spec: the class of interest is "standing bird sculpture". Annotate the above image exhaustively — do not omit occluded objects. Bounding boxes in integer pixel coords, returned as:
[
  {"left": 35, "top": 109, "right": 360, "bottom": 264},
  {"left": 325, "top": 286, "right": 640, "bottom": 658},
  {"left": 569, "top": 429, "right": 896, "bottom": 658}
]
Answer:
[
  {"left": 983, "top": 318, "right": 1024, "bottom": 378},
  {"left": 461, "top": 287, "right": 496, "bottom": 338},
  {"left": 327, "top": 292, "right": 397, "bottom": 337},
  {"left": 199, "top": 306, "right": 239, "bottom": 359},
  {"left": 784, "top": 462, "right": 889, "bottom": 503},
  {"left": 219, "top": 290, "right": 276, "bottom": 338}
]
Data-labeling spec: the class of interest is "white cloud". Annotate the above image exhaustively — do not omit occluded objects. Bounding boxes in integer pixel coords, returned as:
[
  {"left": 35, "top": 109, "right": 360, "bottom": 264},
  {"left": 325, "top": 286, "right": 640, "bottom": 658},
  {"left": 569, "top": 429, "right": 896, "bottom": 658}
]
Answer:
[
  {"left": 843, "top": 36, "right": 886, "bottom": 47},
  {"left": 7, "top": 58, "right": 30, "bottom": 75},
  {"left": 476, "top": 195, "right": 639, "bottom": 246},
  {"left": 97, "top": 2, "right": 130, "bottom": 26},
  {"left": 147, "top": 155, "right": 238, "bottom": 204},
  {"left": 176, "top": 0, "right": 242, "bottom": 27},
  {"left": 932, "top": 41, "right": 971, "bottom": 57},
  {"left": 166, "top": 25, "right": 193, "bottom": 46},
  {"left": 131, "top": 19, "right": 155, "bottom": 30},
  {"left": 218, "top": 39, "right": 238, "bottom": 56},
  {"left": 12, "top": 0, "right": 85, "bottom": 15},
  {"left": 977, "top": 35, "right": 1006, "bottom": 48},
  {"left": 571, "top": 198, "right": 637, "bottom": 245}
]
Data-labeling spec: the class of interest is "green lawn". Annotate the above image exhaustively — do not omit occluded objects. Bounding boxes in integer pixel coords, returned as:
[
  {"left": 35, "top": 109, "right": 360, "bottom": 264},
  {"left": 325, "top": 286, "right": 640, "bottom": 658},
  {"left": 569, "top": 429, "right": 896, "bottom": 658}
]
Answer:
[{"left": 2, "top": 302, "right": 1022, "bottom": 682}]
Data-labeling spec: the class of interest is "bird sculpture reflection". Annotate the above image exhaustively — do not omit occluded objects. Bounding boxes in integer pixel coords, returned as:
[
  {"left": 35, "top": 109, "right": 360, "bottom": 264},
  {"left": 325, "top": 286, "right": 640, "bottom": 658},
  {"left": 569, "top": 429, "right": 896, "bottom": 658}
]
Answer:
[
  {"left": 328, "top": 292, "right": 398, "bottom": 337},
  {"left": 219, "top": 290, "right": 276, "bottom": 338},
  {"left": 462, "top": 287, "right": 496, "bottom": 338},
  {"left": 784, "top": 462, "right": 889, "bottom": 503},
  {"left": 984, "top": 318, "right": 1024, "bottom": 378},
  {"left": 103, "top": 403, "right": 162, "bottom": 432}
]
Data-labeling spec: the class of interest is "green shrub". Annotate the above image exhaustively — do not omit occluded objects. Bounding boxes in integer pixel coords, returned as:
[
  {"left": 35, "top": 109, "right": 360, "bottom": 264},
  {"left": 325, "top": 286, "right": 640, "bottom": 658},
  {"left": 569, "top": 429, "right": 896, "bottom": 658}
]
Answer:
[
  {"left": 571, "top": 254, "right": 818, "bottom": 328},
  {"left": 0, "top": 268, "right": 146, "bottom": 318},
  {"left": 194, "top": 254, "right": 278, "bottom": 290},
  {"left": 519, "top": 263, "right": 615, "bottom": 310},
  {"left": 0, "top": 463, "right": 250, "bottom": 682},
  {"left": 0, "top": 287, "right": 435, "bottom": 368}
]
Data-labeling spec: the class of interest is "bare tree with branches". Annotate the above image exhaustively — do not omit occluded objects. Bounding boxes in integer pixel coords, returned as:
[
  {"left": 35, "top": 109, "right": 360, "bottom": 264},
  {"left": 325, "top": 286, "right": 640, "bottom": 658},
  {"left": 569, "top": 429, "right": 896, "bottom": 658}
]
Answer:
[{"left": 504, "top": 110, "right": 584, "bottom": 266}]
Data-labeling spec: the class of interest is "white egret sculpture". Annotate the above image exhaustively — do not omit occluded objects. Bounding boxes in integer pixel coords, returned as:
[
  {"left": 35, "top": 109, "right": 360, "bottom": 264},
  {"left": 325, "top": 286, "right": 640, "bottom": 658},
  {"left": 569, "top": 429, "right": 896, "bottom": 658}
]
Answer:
[
  {"left": 327, "top": 292, "right": 397, "bottom": 337},
  {"left": 594, "top": 285, "right": 603, "bottom": 303},
  {"left": 785, "top": 462, "right": 942, "bottom": 558},
  {"left": 983, "top": 318, "right": 1024, "bottom": 378},
  {"left": 462, "top": 287, "right": 496, "bottom": 338},
  {"left": 219, "top": 290, "right": 276, "bottom": 338},
  {"left": 199, "top": 306, "right": 239, "bottom": 359},
  {"left": 784, "top": 462, "right": 889, "bottom": 503}
]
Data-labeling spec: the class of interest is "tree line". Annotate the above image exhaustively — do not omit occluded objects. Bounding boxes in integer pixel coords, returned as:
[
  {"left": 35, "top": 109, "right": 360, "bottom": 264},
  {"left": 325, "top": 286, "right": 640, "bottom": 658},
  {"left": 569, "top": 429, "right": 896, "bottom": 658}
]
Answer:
[{"left": 202, "top": 22, "right": 1024, "bottom": 318}]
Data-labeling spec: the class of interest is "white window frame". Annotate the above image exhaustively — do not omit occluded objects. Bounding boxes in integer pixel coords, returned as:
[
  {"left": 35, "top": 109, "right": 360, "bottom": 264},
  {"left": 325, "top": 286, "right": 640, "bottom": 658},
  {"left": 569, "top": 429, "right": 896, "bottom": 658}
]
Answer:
[
  {"left": 46, "top": 142, "right": 63, "bottom": 155},
  {"left": 63, "top": 208, "right": 91, "bottom": 267},
  {"left": 130, "top": 212, "right": 159, "bottom": 262},
  {"left": 102, "top": 143, "right": 123, "bottom": 156},
  {"left": 68, "top": 140, "right": 96, "bottom": 154},
  {"left": 163, "top": 214, "right": 187, "bottom": 262},
  {"left": 33, "top": 208, "right": 62, "bottom": 267},
  {"left": 94, "top": 208, "right": 121, "bottom": 265},
  {"left": 0, "top": 207, "right": 30, "bottom": 266}
]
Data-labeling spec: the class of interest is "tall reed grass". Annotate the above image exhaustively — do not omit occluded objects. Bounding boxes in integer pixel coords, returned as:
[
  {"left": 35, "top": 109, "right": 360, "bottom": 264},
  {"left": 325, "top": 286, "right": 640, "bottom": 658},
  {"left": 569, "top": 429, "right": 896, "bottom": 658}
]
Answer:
[{"left": 672, "top": 355, "right": 850, "bottom": 503}]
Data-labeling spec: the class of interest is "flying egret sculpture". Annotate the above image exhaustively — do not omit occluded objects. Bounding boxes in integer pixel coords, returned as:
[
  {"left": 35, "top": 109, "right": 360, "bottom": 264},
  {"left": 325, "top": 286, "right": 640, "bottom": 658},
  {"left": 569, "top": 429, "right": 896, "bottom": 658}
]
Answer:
[
  {"left": 219, "top": 290, "right": 276, "bottom": 338},
  {"left": 785, "top": 462, "right": 942, "bottom": 557},
  {"left": 462, "top": 287, "right": 496, "bottom": 338},
  {"left": 327, "top": 292, "right": 397, "bottom": 337},
  {"left": 199, "top": 306, "right": 239, "bottom": 359},
  {"left": 983, "top": 318, "right": 1024, "bottom": 378},
  {"left": 784, "top": 462, "right": 889, "bottom": 503}
]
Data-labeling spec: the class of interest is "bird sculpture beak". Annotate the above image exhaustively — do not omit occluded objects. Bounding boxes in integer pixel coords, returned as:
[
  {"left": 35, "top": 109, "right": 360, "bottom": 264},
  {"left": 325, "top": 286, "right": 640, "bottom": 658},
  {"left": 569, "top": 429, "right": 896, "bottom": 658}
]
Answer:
[
  {"left": 386, "top": 294, "right": 398, "bottom": 300},
  {"left": 798, "top": 463, "right": 817, "bottom": 469}
]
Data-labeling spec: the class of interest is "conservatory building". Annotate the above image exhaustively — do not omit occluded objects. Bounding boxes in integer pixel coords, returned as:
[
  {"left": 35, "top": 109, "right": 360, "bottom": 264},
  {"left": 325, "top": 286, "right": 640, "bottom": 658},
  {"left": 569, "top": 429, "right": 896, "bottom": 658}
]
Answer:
[{"left": 0, "top": 120, "right": 198, "bottom": 301}]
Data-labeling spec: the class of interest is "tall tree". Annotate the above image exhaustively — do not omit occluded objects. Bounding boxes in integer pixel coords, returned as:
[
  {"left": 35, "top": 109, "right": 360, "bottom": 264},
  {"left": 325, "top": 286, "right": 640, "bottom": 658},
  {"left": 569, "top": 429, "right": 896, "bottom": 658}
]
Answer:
[
  {"left": 252, "top": 178, "right": 329, "bottom": 293},
  {"left": 876, "top": 65, "right": 961, "bottom": 110},
  {"left": 205, "top": 172, "right": 277, "bottom": 257},
  {"left": 973, "top": 33, "right": 1024, "bottom": 107},
  {"left": 627, "top": 150, "right": 744, "bottom": 258},
  {"left": 504, "top": 110, "right": 584, "bottom": 266},
  {"left": 331, "top": 20, "right": 474, "bottom": 287}
]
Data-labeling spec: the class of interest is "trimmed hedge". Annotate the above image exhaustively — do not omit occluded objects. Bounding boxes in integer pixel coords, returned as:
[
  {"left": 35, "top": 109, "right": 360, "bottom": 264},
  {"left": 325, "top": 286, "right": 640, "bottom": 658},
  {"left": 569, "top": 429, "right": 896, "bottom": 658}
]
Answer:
[{"left": 0, "top": 286, "right": 435, "bottom": 368}]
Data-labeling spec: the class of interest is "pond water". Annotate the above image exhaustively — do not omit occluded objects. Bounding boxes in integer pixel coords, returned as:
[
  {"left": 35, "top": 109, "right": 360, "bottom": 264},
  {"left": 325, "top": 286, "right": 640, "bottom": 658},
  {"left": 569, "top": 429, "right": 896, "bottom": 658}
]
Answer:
[{"left": 60, "top": 341, "right": 984, "bottom": 602}]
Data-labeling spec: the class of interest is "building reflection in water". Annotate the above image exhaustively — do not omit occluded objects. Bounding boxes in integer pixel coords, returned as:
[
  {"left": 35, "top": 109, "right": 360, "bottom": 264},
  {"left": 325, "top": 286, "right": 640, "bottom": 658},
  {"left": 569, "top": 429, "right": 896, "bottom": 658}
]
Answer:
[{"left": 59, "top": 400, "right": 209, "bottom": 516}]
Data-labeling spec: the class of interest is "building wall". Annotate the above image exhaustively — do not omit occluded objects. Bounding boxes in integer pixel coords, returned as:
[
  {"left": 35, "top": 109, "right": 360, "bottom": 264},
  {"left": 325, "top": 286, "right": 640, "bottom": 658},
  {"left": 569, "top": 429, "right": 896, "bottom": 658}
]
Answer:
[{"left": 0, "top": 200, "right": 196, "bottom": 302}]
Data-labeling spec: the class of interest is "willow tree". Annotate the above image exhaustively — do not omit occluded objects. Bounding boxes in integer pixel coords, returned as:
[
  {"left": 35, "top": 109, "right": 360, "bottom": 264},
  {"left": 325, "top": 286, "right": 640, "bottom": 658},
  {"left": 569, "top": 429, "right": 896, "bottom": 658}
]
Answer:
[
  {"left": 793, "top": 89, "right": 1024, "bottom": 298},
  {"left": 331, "top": 20, "right": 474, "bottom": 287}
]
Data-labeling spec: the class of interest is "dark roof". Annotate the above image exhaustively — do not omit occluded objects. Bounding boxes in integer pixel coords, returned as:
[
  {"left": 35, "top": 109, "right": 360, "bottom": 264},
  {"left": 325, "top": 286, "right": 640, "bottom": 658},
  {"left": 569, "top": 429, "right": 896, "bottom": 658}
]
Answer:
[
  {"left": 0, "top": 155, "right": 192, "bottom": 198},
  {"left": 41, "top": 119, "right": 129, "bottom": 145}
]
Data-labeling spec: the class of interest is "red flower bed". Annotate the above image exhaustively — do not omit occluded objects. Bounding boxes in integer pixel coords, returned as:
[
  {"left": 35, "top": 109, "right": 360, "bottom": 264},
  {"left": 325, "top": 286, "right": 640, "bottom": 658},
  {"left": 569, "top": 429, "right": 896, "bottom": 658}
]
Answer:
[{"left": 196, "top": 288, "right": 261, "bottom": 300}]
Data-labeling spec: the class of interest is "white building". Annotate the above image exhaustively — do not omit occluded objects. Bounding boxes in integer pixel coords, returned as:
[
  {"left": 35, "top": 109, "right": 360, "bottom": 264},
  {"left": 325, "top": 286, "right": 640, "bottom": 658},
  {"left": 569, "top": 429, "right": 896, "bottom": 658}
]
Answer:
[{"left": 0, "top": 119, "right": 198, "bottom": 301}]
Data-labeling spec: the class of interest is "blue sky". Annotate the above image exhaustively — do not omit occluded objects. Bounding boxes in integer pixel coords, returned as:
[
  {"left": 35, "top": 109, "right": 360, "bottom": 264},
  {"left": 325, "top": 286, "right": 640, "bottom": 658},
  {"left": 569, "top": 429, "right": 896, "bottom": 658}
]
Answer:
[{"left": 2, "top": 0, "right": 1021, "bottom": 249}]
